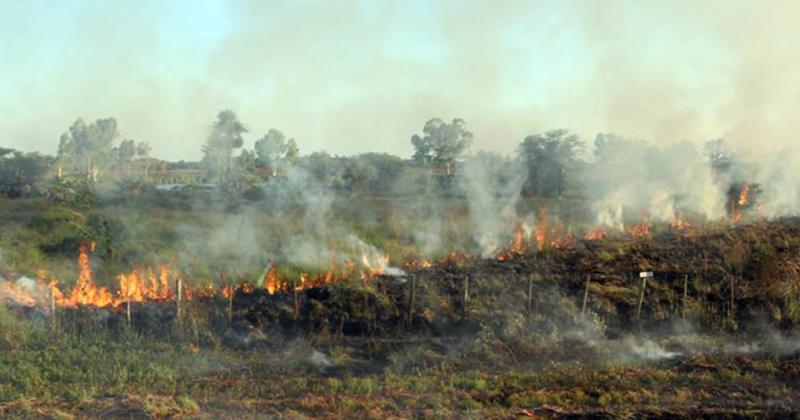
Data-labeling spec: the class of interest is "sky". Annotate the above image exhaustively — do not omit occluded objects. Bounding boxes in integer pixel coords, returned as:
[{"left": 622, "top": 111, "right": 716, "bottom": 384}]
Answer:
[{"left": 1, "top": 0, "right": 798, "bottom": 161}]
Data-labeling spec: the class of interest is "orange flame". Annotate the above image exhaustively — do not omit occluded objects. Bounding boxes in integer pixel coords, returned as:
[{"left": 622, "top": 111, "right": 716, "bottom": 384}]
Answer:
[
  {"left": 265, "top": 265, "right": 279, "bottom": 295},
  {"left": 511, "top": 223, "right": 526, "bottom": 254},
  {"left": 584, "top": 229, "right": 607, "bottom": 240},
  {"left": 64, "top": 241, "right": 114, "bottom": 307},
  {"left": 738, "top": 182, "right": 750, "bottom": 206},
  {"left": 630, "top": 221, "right": 650, "bottom": 238},
  {"left": 535, "top": 208, "right": 549, "bottom": 250}
]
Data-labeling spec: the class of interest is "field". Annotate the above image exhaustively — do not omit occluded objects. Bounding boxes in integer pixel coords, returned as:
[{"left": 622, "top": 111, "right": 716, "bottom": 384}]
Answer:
[{"left": 2, "top": 191, "right": 800, "bottom": 418}]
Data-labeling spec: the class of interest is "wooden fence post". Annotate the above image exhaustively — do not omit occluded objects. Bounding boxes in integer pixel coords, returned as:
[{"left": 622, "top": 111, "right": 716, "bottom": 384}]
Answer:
[
  {"left": 50, "top": 284, "right": 57, "bottom": 329},
  {"left": 729, "top": 275, "right": 736, "bottom": 326},
  {"left": 463, "top": 275, "right": 470, "bottom": 320},
  {"left": 408, "top": 274, "right": 417, "bottom": 327},
  {"left": 581, "top": 273, "right": 591, "bottom": 321},
  {"left": 293, "top": 278, "right": 299, "bottom": 319},
  {"left": 636, "top": 274, "right": 649, "bottom": 321},
  {"left": 228, "top": 281, "right": 234, "bottom": 323},
  {"left": 527, "top": 273, "right": 534, "bottom": 315},
  {"left": 127, "top": 297, "right": 132, "bottom": 326},
  {"left": 682, "top": 274, "right": 688, "bottom": 319}
]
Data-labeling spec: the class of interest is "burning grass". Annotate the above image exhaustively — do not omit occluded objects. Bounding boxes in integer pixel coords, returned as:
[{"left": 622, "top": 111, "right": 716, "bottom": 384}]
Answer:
[{"left": 3, "top": 201, "right": 800, "bottom": 416}]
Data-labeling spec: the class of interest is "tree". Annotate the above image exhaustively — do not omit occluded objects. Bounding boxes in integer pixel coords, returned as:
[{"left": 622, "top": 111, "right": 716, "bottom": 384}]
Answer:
[
  {"left": 112, "top": 139, "right": 137, "bottom": 176},
  {"left": 236, "top": 149, "right": 259, "bottom": 182},
  {"left": 202, "top": 110, "right": 247, "bottom": 184},
  {"left": 704, "top": 138, "right": 735, "bottom": 176},
  {"left": 57, "top": 118, "right": 119, "bottom": 181},
  {"left": 593, "top": 133, "right": 640, "bottom": 163},
  {"left": 136, "top": 141, "right": 152, "bottom": 177},
  {"left": 254, "top": 129, "right": 299, "bottom": 176},
  {"left": 411, "top": 118, "right": 473, "bottom": 175},
  {"left": 518, "top": 129, "right": 584, "bottom": 198},
  {"left": 341, "top": 158, "right": 377, "bottom": 193},
  {"left": 299, "top": 152, "right": 340, "bottom": 185},
  {"left": 0, "top": 150, "right": 54, "bottom": 197},
  {"left": 112, "top": 139, "right": 152, "bottom": 178}
]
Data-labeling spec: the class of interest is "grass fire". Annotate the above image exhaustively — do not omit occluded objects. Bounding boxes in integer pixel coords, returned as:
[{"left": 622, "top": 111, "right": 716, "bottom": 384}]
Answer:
[{"left": 2, "top": 2, "right": 800, "bottom": 418}]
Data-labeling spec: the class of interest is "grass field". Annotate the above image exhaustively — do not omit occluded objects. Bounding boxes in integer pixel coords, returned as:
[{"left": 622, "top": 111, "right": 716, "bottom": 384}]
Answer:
[{"left": 2, "top": 192, "right": 800, "bottom": 418}]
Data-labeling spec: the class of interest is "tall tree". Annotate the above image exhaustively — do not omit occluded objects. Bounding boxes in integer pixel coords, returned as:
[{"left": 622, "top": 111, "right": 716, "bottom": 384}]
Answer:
[
  {"left": 112, "top": 139, "right": 137, "bottom": 176},
  {"left": 112, "top": 139, "right": 152, "bottom": 177},
  {"left": 411, "top": 118, "right": 473, "bottom": 175},
  {"left": 254, "top": 129, "right": 299, "bottom": 176},
  {"left": 57, "top": 118, "right": 119, "bottom": 181},
  {"left": 136, "top": 141, "right": 152, "bottom": 176},
  {"left": 202, "top": 110, "right": 247, "bottom": 184},
  {"left": 519, "top": 129, "right": 584, "bottom": 198}
]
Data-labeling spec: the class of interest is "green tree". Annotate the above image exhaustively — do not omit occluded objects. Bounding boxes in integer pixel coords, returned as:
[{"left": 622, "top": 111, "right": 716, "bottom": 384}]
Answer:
[
  {"left": 0, "top": 150, "right": 54, "bottom": 197},
  {"left": 411, "top": 118, "right": 473, "bottom": 175},
  {"left": 112, "top": 139, "right": 137, "bottom": 176},
  {"left": 519, "top": 129, "right": 584, "bottom": 198},
  {"left": 254, "top": 129, "right": 299, "bottom": 176},
  {"left": 57, "top": 118, "right": 119, "bottom": 181},
  {"left": 202, "top": 110, "right": 247, "bottom": 184},
  {"left": 136, "top": 141, "right": 152, "bottom": 176},
  {"left": 341, "top": 158, "right": 377, "bottom": 193}
]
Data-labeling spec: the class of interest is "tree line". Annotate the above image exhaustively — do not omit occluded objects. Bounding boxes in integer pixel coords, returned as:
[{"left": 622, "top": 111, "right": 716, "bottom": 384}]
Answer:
[{"left": 0, "top": 109, "right": 743, "bottom": 200}]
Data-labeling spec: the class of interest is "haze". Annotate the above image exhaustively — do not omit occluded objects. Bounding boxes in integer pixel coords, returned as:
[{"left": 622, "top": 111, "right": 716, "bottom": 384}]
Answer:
[{"left": 1, "top": 0, "right": 797, "bottom": 160}]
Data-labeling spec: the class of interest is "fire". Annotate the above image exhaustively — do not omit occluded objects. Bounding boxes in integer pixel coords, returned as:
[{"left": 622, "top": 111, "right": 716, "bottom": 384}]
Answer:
[
  {"left": 550, "top": 235, "right": 575, "bottom": 249},
  {"left": 730, "top": 182, "right": 751, "bottom": 222},
  {"left": 584, "top": 229, "right": 607, "bottom": 240},
  {"left": 64, "top": 241, "right": 114, "bottom": 307},
  {"left": 738, "top": 182, "right": 750, "bottom": 206},
  {"left": 264, "top": 265, "right": 279, "bottom": 295},
  {"left": 325, "top": 253, "right": 336, "bottom": 284},
  {"left": 0, "top": 280, "right": 38, "bottom": 307},
  {"left": 511, "top": 223, "right": 526, "bottom": 254},
  {"left": 10, "top": 241, "right": 401, "bottom": 312},
  {"left": 630, "top": 221, "right": 650, "bottom": 238},
  {"left": 117, "top": 267, "right": 173, "bottom": 305},
  {"left": 535, "top": 207, "right": 549, "bottom": 250}
]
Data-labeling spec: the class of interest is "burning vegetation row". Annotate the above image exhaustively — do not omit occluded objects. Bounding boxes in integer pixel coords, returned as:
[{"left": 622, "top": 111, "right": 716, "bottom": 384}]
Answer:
[{"left": 5, "top": 215, "right": 800, "bottom": 339}]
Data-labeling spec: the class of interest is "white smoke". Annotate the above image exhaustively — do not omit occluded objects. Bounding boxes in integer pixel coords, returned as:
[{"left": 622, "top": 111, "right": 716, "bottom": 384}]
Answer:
[
  {"left": 459, "top": 154, "right": 528, "bottom": 256},
  {"left": 586, "top": 136, "right": 726, "bottom": 228}
]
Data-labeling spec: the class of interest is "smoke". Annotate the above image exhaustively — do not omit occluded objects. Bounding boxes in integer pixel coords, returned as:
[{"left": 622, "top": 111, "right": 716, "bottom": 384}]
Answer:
[
  {"left": 459, "top": 154, "right": 527, "bottom": 256},
  {"left": 585, "top": 136, "right": 726, "bottom": 226},
  {"left": 4, "top": 1, "right": 799, "bottom": 163},
  {"left": 622, "top": 337, "right": 682, "bottom": 361}
]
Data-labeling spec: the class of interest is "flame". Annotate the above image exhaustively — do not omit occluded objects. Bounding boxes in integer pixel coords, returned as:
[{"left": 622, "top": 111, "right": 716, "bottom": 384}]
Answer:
[
  {"left": 729, "top": 182, "right": 751, "bottom": 222},
  {"left": 64, "top": 241, "right": 114, "bottom": 307},
  {"left": 630, "top": 221, "right": 650, "bottom": 238},
  {"left": 325, "top": 253, "right": 336, "bottom": 285},
  {"left": 299, "top": 272, "right": 308, "bottom": 290},
  {"left": 511, "top": 223, "right": 526, "bottom": 254},
  {"left": 584, "top": 229, "right": 607, "bottom": 240},
  {"left": 265, "top": 265, "right": 279, "bottom": 295},
  {"left": 670, "top": 212, "right": 691, "bottom": 231},
  {"left": 535, "top": 207, "right": 549, "bottom": 250},
  {"left": 738, "top": 182, "right": 750, "bottom": 206},
  {"left": 550, "top": 235, "right": 575, "bottom": 249},
  {"left": 0, "top": 281, "right": 38, "bottom": 307}
]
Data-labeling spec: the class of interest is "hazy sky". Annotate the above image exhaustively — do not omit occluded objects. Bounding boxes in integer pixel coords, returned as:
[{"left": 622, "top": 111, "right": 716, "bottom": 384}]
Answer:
[{"left": 1, "top": 1, "right": 798, "bottom": 161}]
